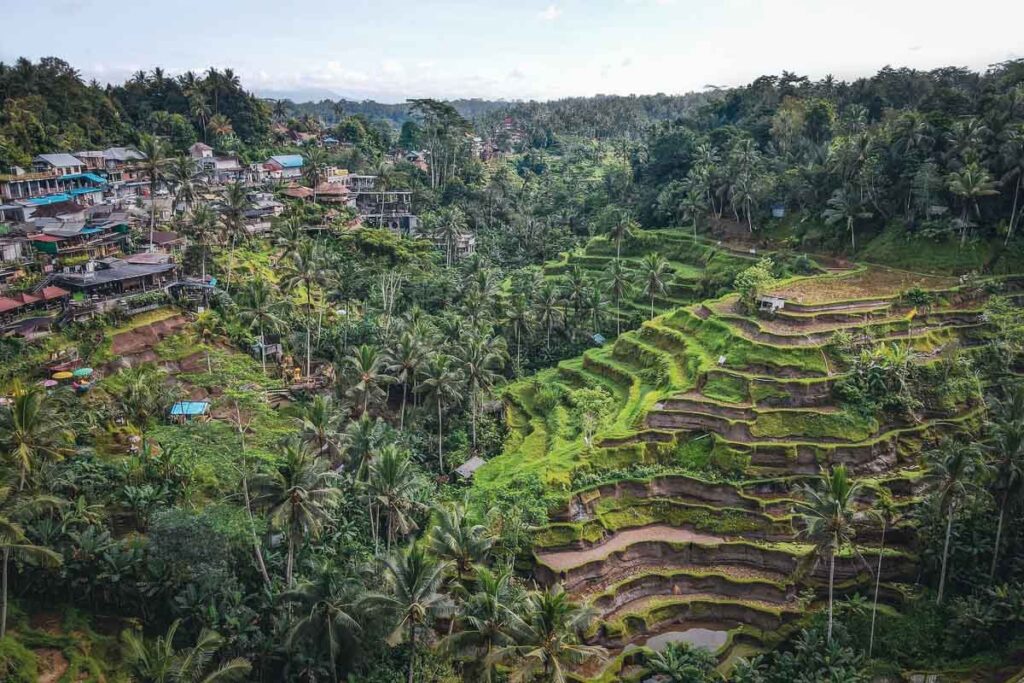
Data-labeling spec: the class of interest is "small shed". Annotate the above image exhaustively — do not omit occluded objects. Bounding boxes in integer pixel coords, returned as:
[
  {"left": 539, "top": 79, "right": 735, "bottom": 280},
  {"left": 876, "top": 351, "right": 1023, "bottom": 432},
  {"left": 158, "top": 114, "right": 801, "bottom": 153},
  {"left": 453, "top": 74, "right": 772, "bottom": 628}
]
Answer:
[
  {"left": 170, "top": 400, "right": 210, "bottom": 422},
  {"left": 455, "top": 456, "right": 486, "bottom": 480},
  {"left": 756, "top": 295, "right": 786, "bottom": 314}
]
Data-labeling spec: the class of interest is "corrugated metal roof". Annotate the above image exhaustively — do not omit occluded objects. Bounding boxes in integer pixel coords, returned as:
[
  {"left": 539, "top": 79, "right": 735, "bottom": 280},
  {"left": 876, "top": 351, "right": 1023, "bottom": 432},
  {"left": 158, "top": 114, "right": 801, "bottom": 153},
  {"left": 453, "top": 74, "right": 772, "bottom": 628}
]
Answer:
[
  {"left": 269, "top": 155, "right": 304, "bottom": 169},
  {"left": 35, "top": 153, "right": 85, "bottom": 168}
]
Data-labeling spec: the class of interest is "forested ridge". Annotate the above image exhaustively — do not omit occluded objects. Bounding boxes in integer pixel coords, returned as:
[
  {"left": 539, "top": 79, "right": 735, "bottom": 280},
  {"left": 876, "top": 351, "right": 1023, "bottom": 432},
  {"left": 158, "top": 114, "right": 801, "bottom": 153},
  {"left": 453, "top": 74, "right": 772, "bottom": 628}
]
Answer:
[{"left": 1, "top": 55, "right": 1024, "bottom": 682}]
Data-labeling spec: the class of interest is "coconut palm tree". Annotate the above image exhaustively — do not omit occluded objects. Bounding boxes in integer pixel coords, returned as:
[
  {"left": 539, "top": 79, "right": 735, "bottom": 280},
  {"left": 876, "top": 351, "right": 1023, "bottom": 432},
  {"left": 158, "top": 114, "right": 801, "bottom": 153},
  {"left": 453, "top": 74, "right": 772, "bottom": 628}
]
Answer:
[
  {"left": 166, "top": 155, "right": 198, "bottom": 215},
  {"left": 0, "top": 483, "right": 62, "bottom": 637},
  {"left": 236, "top": 278, "right": 286, "bottom": 373},
  {"left": 341, "top": 413, "right": 384, "bottom": 481},
  {"left": 488, "top": 585, "right": 606, "bottom": 683},
  {"left": 603, "top": 258, "right": 634, "bottom": 337},
  {"left": 429, "top": 501, "right": 494, "bottom": 580},
  {"left": 680, "top": 187, "right": 708, "bottom": 239},
  {"left": 985, "top": 389, "right": 1024, "bottom": 580},
  {"left": 532, "top": 282, "right": 565, "bottom": 351},
  {"left": 638, "top": 252, "right": 671, "bottom": 320},
  {"left": 106, "top": 365, "right": 174, "bottom": 440},
  {"left": 644, "top": 641, "right": 718, "bottom": 682},
  {"left": 361, "top": 543, "right": 454, "bottom": 683},
  {"left": 219, "top": 182, "right": 252, "bottom": 294},
  {"left": 208, "top": 113, "right": 233, "bottom": 143},
  {"left": 1000, "top": 129, "right": 1024, "bottom": 245},
  {"left": 280, "top": 566, "right": 361, "bottom": 682},
  {"left": 386, "top": 332, "right": 426, "bottom": 430},
  {"left": 822, "top": 187, "right": 874, "bottom": 251},
  {"left": 947, "top": 163, "right": 999, "bottom": 246},
  {"left": 868, "top": 490, "right": 901, "bottom": 658},
  {"left": 343, "top": 344, "right": 393, "bottom": 415},
  {"left": 364, "top": 443, "right": 424, "bottom": 551},
  {"left": 564, "top": 266, "right": 590, "bottom": 327},
  {"left": 581, "top": 287, "right": 609, "bottom": 336},
  {"left": 417, "top": 353, "right": 464, "bottom": 472},
  {"left": 606, "top": 211, "right": 636, "bottom": 259},
  {"left": 0, "top": 384, "right": 73, "bottom": 490},
  {"left": 281, "top": 240, "right": 325, "bottom": 378},
  {"left": 186, "top": 203, "right": 220, "bottom": 280},
  {"left": 504, "top": 296, "right": 532, "bottom": 371},
  {"left": 253, "top": 439, "right": 342, "bottom": 586},
  {"left": 294, "top": 394, "right": 346, "bottom": 459},
  {"left": 138, "top": 134, "right": 168, "bottom": 247},
  {"left": 455, "top": 331, "right": 507, "bottom": 447},
  {"left": 793, "top": 464, "right": 862, "bottom": 644},
  {"left": 121, "top": 618, "right": 251, "bottom": 683},
  {"left": 302, "top": 146, "right": 328, "bottom": 202},
  {"left": 923, "top": 442, "right": 981, "bottom": 604},
  {"left": 432, "top": 207, "right": 469, "bottom": 267},
  {"left": 189, "top": 309, "right": 227, "bottom": 373},
  {"left": 440, "top": 567, "right": 521, "bottom": 682}
]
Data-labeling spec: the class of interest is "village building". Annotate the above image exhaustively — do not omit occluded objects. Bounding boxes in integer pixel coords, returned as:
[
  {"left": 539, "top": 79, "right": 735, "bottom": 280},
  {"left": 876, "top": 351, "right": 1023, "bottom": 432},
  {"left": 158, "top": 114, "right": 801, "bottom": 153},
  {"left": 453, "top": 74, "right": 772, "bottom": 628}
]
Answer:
[
  {"left": 51, "top": 257, "right": 177, "bottom": 298},
  {"left": 264, "top": 155, "right": 304, "bottom": 180},
  {"left": 32, "top": 153, "right": 86, "bottom": 176}
]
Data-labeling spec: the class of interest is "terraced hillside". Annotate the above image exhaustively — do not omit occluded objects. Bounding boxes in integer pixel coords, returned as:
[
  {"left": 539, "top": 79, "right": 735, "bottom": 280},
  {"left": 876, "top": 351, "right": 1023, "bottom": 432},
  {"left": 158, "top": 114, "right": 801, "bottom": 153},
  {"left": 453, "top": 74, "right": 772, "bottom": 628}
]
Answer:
[
  {"left": 541, "top": 229, "right": 757, "bottom": 327},
  {"left": 474, "top": 261, "right": 994, "bottom": 681}
]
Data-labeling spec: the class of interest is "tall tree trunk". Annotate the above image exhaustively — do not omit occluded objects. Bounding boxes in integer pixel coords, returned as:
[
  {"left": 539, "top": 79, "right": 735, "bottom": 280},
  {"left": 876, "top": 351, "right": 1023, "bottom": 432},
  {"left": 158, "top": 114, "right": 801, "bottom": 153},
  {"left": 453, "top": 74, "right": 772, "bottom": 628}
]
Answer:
[
  {"left": 1007, "top": 179, "right": 1021, "bottom": 246},
  {"left": 306, "top": 291, "right": 313, "bottom": 379},
  {"left": 1, "top": 547, "right": 9, "bottom": 639},
  {"left": 849, "top": 217, "right": 856, "bottom": 251},
  {"left": 827, "top": 549, "right": 836, "bottom": 644},
  {"left": 869, "top": 521, "right": 886, "bottom": 658},
  {"left": 437, "top": 401, "right": 444, "bottom": 471},
  {"left": 286, "top": 534, "right": 295, "bottom": 587},
  {"left": 471, "top": 392, "right": 478, "bottom": 447},
  {"left": 400, "top": 383, "right": 408, "bottom": 430},
  {"left": 226, "top": 235, "right": 236, "bottom": 293},
  {"left": 407, "top": 623, "right": 417, "bottom": 683},
  {"left": 991, "top": 493, "right": 1007, "bottom": 580},
  {"left": 938, "top": 501, "right": 955, "bottom": 604}
]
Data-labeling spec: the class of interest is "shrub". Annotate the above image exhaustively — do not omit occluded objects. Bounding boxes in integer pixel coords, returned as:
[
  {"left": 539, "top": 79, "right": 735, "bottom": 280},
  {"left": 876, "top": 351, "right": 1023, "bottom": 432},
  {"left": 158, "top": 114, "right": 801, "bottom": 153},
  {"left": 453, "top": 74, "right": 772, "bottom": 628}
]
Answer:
[{"left": 0, "top": 637, "right": 38, "bottom": 683}]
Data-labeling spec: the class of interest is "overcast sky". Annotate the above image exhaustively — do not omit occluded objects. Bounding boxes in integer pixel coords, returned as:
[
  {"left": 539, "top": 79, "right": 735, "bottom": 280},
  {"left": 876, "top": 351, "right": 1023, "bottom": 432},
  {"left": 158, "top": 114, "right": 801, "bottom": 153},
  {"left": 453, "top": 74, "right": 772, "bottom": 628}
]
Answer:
[{"left": 3, "top": 0, "right": 1023, "bottom": 102}]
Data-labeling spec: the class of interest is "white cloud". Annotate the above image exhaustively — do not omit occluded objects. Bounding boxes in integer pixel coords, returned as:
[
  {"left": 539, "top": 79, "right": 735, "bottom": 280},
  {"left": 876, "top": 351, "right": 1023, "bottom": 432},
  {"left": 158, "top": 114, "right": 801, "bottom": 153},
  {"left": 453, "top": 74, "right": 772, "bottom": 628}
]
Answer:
[{"left": 538, "top": 4, "right": 562, "bottom": 20}]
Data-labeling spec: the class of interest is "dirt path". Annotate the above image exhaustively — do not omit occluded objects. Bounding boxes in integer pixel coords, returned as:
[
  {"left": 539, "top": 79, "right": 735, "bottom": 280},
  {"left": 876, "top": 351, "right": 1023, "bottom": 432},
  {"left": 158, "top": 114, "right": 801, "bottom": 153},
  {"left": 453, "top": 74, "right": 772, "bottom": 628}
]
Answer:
[
  {"left": 36, "top": 648, "right": 70, "bottom": 683},
  {"left": 536, "top": 525, "right": 725, "bottom": 571}
]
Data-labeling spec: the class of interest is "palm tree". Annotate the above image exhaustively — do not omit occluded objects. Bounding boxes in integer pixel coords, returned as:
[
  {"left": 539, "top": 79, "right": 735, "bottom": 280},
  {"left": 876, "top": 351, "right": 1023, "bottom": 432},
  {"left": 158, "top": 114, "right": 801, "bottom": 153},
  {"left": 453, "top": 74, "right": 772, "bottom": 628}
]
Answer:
[
  {"left": 581, "top": 287, "right": 608, "bottom": 336},
  {"left": 188, "top": 90, "right": 212, "bottom": 143},
  {"left": 440, "top": 567, "right": 521, "bottom": 682},
  {"left": 564, "top": 266, "right": 590, "bottom": 327},
  {"left": 294, "top": 394, "right": 346, "bottom": 458},
  {"left": 0, "top": 484, "right": 62, "bottom": 637},
  {"left": 986, "top": 391, "right": 1024, "bottom": 579},
  {"left": 186, "top": 203, "right": 219, "bottom": 280},
  {"left": 166, "top": 155, "right": 198, "bottom": 215},
  {"left": 488, "top": 585, "right": 606, "bottom": 683},
  {"left": 947, "top": 163, "right": 999, "bottom": 246},
  {"left": 822, "top": 187, "right": 873, "bottom": 251},
  {"left": 280, "top": 567, "right": 361, "bottom": 682},
  {"left": 638, "top": 252, "right": 671, "bottom": 320},
  {"left": 924, "top": 442, "right": 980, "bottom": 604},
  {"left": 237, "top": 278, "right": 286, "bottom": 373},
  {"left": 361, "top": 543, "right": 454, "bottom": 683},
  {"left": 429, "top": 501, "right": 494, "bottom": 580},
  {"left": 208, "top": 113, "right": 234, "bottom": 143},
  {"left": 417, "top": 353, "right": 464, "bottom": 472},
  {"left": 253, "top": 440, "right": 342, "bottom": 586},
  {"left": 606, "top": 212, "right": 636, "bottom": 259},
  {"left": 302, "top": 146, "right": 329, "bottom": 202},
  {"left": 343, "top": 344, "right": 393, "bottom": 415},
  {"left": 364, "top": 443, "right": 424, "bottom": 551},
  {"left": 645, "top": 641, "right": 718, "bottom": 682},
  {"left": 386, "top": 332, "right": 426, "bottom": 430},
  {"left": 1000, "top": 129, "right": 1024, "bottom": 245},
  {"left": 432, "top": 207, "right": 469, "bottom": 267},
  {"left": 282, "top": 240, "right": 325, "bottom": 378},
  {"left": 341, "top": 413, "right": 384, "bottom": 481},
  {"left": 456, "top": 332, "right": 506, "bottom": 447},
  {"left": 138, "top": 134, "right": 168, "bottom": 247},
  {"left": 219, "top": 182, "right": 252, "bottom": 294},
  {"left": 107, "top": 365, "right": 174, "bottom": 440},
  {"left": 189, "top": 309, "right": 227, "bottom": 372},
  {"left": 0, "top": 384, "right": 73, "bottom": 490},
  {"left": 793, "top": 464, "right": 862, "bottom": 644},
  {"left": 603, "top": 258, "right": 633, "bottom": 337},
  {"left": 868, "top": 490, "right": 900, "bottom": 659},
  {"left": 504, "top": 295, "right": 532, "bottom": 370},
  {"left": 121, "top": 619, "right": 251, "bottom": 683},
  {"left": 532, "top": 282, "right": 565, "bottom": 351},
  {"left": 680, "top": 188, "right": 707, "bottom": 239}
]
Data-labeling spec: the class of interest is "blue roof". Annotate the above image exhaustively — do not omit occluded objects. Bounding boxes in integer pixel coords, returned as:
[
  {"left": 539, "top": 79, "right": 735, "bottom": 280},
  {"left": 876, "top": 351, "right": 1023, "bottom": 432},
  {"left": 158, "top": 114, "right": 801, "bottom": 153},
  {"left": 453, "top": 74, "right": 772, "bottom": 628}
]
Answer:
[
  {"left": 28, "top": 194, "right": 72, "bottom": 206},
  {"left": 62, "top": 172, "right": 108, "bottom": 184},
  {"left": 170, "top": 401, "right": 210, "bottom": 416},
  {"left": 270, "top": 155, "right": 304, "bottom": 169}
]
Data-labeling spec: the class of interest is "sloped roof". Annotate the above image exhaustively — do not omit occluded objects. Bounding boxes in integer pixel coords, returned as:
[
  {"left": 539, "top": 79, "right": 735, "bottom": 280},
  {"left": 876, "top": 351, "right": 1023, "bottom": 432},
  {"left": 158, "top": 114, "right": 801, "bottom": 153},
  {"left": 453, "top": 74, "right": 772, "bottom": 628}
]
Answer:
[
  {"left": 104, "top": 147, "right": 145, "bottom": 161},
  {"left": 40, "top": 286, "right": 70, "bottom": 300},
  {"left": 35, "top": 153, "right": 85, "bottom": 168},
  {"left": 269, "top": 154, "right": 304, "bottom": 169}
]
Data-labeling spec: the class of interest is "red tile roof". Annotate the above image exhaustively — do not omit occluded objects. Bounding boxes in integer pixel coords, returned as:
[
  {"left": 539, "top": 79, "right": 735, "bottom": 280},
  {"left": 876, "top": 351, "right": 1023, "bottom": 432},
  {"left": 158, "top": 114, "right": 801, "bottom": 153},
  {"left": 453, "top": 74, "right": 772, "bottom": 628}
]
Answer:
[
  {"left": 0, "top": 298, "right": 22, "bottom": 313},
  {"left": 12, "top": 292, "right": 41, "bottom": 305},
  {"left": 40, "top": 286, "right": 69, "bottom": 300},
  {"left": 31, "top": 234, "right": 64, "bottom": 243}
]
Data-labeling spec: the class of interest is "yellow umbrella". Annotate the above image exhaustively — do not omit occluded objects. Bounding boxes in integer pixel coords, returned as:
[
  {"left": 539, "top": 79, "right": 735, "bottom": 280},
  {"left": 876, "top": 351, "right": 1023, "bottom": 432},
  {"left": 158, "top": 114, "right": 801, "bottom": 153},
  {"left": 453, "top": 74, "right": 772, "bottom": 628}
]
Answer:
[{"left": 52, "top": 371, "right": 74, "bottom": 380}]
